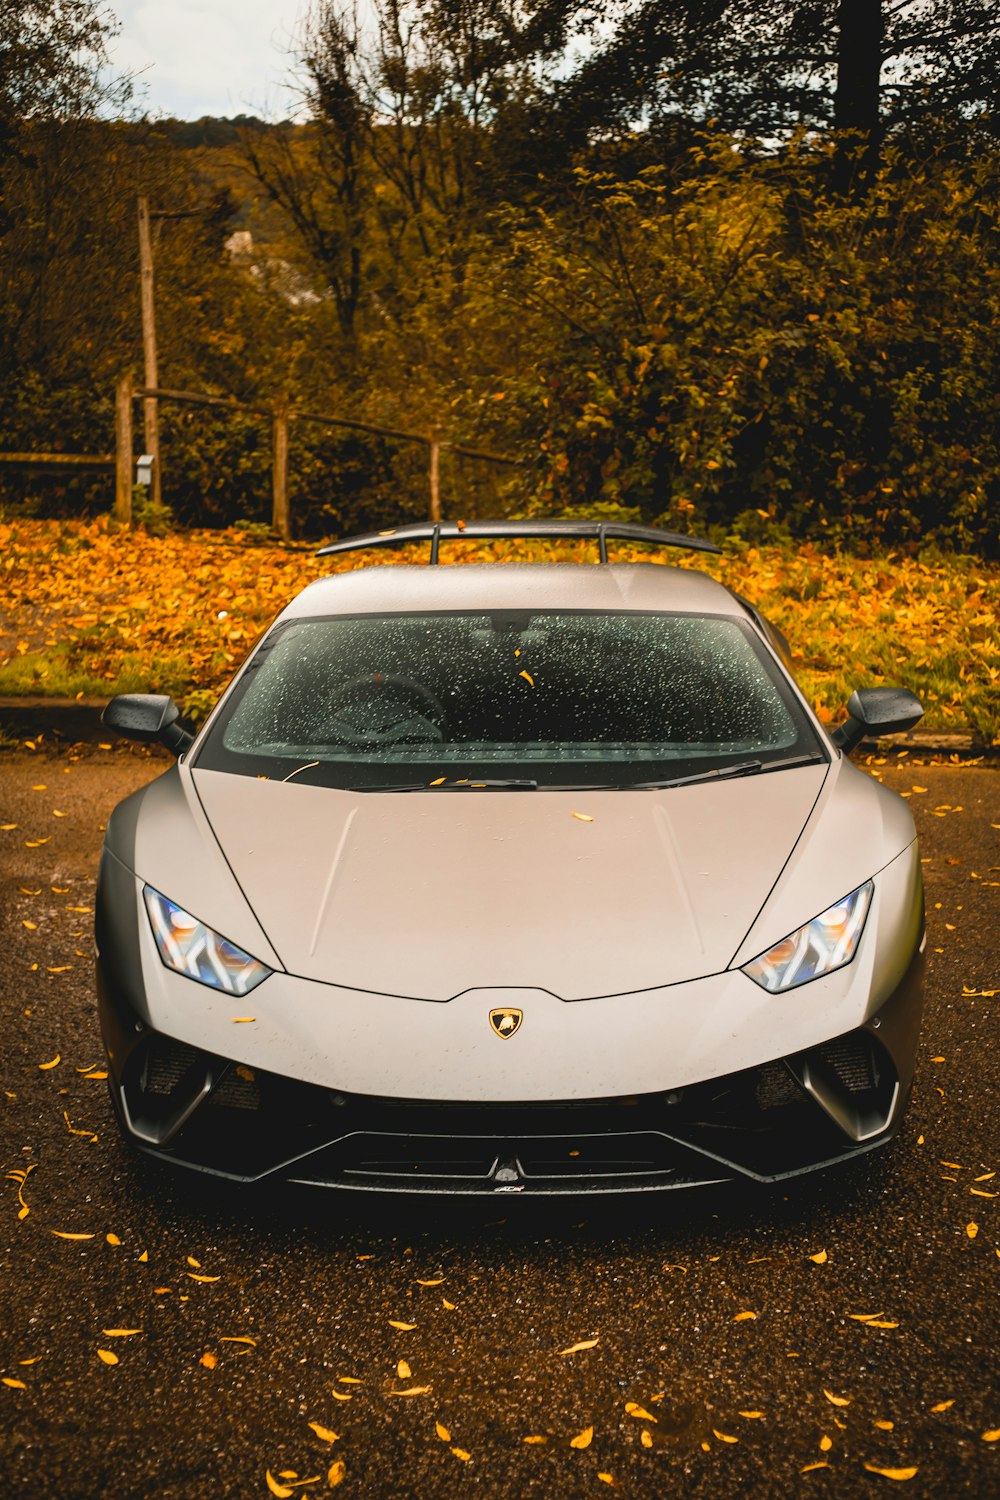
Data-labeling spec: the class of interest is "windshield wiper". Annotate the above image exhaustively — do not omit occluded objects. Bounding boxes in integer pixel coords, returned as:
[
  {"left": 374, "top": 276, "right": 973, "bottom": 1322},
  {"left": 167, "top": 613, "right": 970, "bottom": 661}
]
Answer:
[
  {"left": 627, "top": 752, "right": 827, "bottom": 791},
  {"left": 365, "top": 778, "right": 539, "bottom": 792}
]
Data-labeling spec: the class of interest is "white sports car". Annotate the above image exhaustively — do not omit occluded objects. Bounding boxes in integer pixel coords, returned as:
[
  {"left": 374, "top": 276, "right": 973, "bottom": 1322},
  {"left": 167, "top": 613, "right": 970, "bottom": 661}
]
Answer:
[{"left": 96, "top": 520, "right": 925, "bottom": 1194}]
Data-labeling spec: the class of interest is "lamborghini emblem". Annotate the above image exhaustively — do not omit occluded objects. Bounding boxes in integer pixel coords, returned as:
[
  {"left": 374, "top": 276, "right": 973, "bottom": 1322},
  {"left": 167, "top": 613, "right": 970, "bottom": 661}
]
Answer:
[{"left": 489, "top": 1007, "right": 523, "bottom": 1039}]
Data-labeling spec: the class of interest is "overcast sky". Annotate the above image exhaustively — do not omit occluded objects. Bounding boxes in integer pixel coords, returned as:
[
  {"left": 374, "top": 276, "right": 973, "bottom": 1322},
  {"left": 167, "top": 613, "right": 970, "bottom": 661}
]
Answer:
[{"left": 109, "top": 0, "right": 304, "bottom": 119}]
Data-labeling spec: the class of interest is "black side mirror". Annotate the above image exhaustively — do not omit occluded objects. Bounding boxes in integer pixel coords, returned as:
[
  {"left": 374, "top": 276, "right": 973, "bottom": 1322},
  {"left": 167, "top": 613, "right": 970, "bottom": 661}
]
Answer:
[
  {"left": 102, "top": 694, "right": 194, "bottom": 756},
  {"left": 830, "top": 687, "right": 923, "bottom": 754}
]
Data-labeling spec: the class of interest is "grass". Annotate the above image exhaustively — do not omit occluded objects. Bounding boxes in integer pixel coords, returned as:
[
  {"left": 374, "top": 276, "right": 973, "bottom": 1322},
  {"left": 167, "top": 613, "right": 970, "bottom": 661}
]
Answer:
[{"left": 1, "top": 517, "right": 997, "bottom": 742}]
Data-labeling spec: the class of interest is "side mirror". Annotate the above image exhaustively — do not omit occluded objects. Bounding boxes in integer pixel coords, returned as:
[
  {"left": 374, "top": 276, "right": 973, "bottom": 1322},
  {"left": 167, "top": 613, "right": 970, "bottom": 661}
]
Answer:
[
  {"left": 830, "top": 687, "right": 923, "bottom": 754},
  {"left": 102, "top": 694, "right": 194, "bottom": 756}
]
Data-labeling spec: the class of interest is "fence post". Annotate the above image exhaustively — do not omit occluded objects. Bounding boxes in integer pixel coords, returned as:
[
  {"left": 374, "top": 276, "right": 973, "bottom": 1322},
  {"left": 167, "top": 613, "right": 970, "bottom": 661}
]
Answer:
[
  {"left": 272, "top": 405, "right": 290, "bottom": 541},
  {"left": 428, "top": 430, "right": 441, "bottom": 522},
  {"left": 114, "top": 372, "right": 133, "bottom": 526}
]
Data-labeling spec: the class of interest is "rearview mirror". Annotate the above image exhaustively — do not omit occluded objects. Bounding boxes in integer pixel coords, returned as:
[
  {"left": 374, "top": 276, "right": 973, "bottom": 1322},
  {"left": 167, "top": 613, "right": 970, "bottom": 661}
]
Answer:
[
  {"left": 102, "top": 694, "right": 194, "bottom": 756},
  {"left": 830, "top": 687, "right": 923, "bottom": 754}
]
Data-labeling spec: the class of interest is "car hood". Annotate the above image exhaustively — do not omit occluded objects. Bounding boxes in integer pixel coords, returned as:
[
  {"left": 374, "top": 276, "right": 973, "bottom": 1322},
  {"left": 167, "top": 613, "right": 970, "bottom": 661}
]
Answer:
[{"left": 191, "top": 765, "right": 827, "bottom": 1000}]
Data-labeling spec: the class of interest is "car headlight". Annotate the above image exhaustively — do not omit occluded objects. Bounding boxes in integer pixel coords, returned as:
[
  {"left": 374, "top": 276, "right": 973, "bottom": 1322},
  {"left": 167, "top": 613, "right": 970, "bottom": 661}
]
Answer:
[
  {"left": 143, "top": 887, "right": 271, "bottom": 996},
  {"left": 741, "top": 880, "right": 874, "bottom": 993}
]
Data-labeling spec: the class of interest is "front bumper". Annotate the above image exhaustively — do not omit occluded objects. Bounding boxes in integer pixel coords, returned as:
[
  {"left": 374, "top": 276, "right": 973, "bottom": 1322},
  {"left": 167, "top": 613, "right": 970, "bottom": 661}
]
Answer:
[{"left": 97, "top": 944, "right": 924, "bottom": 1195}]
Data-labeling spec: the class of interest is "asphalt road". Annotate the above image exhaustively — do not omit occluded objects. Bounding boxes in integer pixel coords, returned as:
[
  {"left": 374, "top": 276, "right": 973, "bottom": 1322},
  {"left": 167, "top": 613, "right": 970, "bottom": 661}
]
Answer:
[{"left": 0, "top": 746, "right": 997, "bottom": 1500}]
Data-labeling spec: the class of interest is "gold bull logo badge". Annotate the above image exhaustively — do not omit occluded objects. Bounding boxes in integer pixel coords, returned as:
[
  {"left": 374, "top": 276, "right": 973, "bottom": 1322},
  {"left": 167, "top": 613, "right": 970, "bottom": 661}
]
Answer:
[{"left": 489, "top": 1008, "right": 523, "bottom": 1039}]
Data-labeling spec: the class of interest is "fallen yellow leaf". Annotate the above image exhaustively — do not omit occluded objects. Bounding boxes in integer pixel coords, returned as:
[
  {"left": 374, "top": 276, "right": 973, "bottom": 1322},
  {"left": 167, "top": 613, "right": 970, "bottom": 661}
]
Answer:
[
  {"left": 397, "top": 1360, "right": 412, "bottom": 1380},
  {"left": 96, "top": 1350, "right": 118, "bottom": 1365},
  {"left": 966, "top": 1222, "right": 979, "bottom": 1239},
  {"left": 868, "top": 1320, "right": 900, "bottom": 1329},
  {"left": 801, "top": 1462, "right": 830, "bottom": 1474},
  {"left": 560, "top": 1338, "right": 599, "bottom": 1355},
  {"left": 2, "top": 1378, "right": 27, "bottom": 1389},
  {"left": 101, "top": 1329, "right": 141, "bottom": 1337},
  {"left": 388, "top": 1320, "right": 417, "bottom": 1331},
  {"left": 220, "top": 1336, "right": 256, "bottom": 1346},
  {"left": 450, "top": 1447, "right": 471, "bottom": 1462},
  {"left": 983, "top": 1430, "right": 1000, "bottom": 1443},
  {"left": 863, "top": 1463, "right": 918, "bottom": 1481},
  {"left": 597, "top": 1475, "right": 614, "bottom": 1486},
  {"left": 572, "top": 811, "right": 593, "bottom": 822},
  {"left": 733, "top": 1310, "right": 757, "bottom": 1321},
  {"left": 518, "top": 670, "right": 535, "bottom": 686},
  {"left": 328, "top": 1461, "right": 346, "bottom": 1488},
  {"left": 330, "top": 1391, "right": 352, "bottom": 1402},
  {"left": 308, "top": 1423, "right": 338, "bottom": 1443},
  {"left": 199, "top": 1351, "right": 217, "bottom": 1369},
  {"left": 435, "top": 1422, "right": 451, "bottom": 1443},
  {"left": 415, "top": 1277, "right": 444, "bottom": 1286},
  {"left": 929, "top": 1400, "right": 954, "bottom": 1413},
  {"left": 266, "top": 1472, "right": 295, "bottom": 1498},
  {"left": 848, "top": 1312, "right": 884, "bottom": 1322},
  {"left": 51, "top": 1230, "right": 94, "bottom": 1241},
  {"left": 522, "top": 1435, "right": 547, "bottom": 1444},
  {"left": 819, "top": 1435, "right": 833, "bottom": 1452},
  {"left": 808, "top": 1249, "right": 828, "bottom": 1264},
  {"left": 442, "top": 1298, "right": 456, "bottom": 1310},
  {"left": 187, "top": 1273, "right": 221, "bottom": 1283},
  {"left": 874, "top": 1421, "right": 894, "bottom": 1431},
  {"left": 338, "top": 1377, "right": 363, "bottom": 1385},
  {"left": 739, "top": 1411, "right": 765, "bottom": 1419},
  {"left": 570, "top": 1426, "right": 594, "bottom": 1449},
  {"left": 624, "top": 1403, "right": 657, "bottom": 1423},
  {"left": 823, "top": 1390, "right": 851, "bottom": 1407},
  {"left": 713, "top": 1429, "right": 738, "bottom": 1444},
  {"left": 388, "top": 1386, "right": 432, "bottom": 1397},
  {"left": 640, "top": 1430, "right": 653, "bottom": 1448},
  {"left": 38, "top": 1054, "right": 60, "bottom": 1070}
]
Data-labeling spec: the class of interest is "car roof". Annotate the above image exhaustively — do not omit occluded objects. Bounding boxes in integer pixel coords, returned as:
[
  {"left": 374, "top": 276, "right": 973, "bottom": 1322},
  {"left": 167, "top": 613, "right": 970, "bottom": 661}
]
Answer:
[{"left": 283, "top": 562, "right": 747, "bottom": 621}]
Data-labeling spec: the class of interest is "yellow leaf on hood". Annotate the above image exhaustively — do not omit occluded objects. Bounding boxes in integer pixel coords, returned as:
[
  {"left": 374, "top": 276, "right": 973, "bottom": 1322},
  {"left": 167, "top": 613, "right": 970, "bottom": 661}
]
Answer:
[
  {"left": 266, "top": 1472, "right": 295, "bottom": 1498},
  {"left": 560, "top": 1339, "right": 599, "bottom": 1355},
  {"left": 823, "top": 1390, "right": 851, "bottom": 1407},
  {"left": 572, "top": 812, "right": 593, "bottom": 822},
  {"left": 863, "top": 1463, "right": 918, "bottom": 1480},
  {"left": 435, "top": 1422, "right": 451, "bottom": 1443},
  {"left": 569, "top": 1427, "right": 594, "bottom": 1449},
  {"left": 328, "top": 1461, "right": 346, "bottom": 1487},
  {"left": 96, "top": 1350, "right": 118, "bottom": 1365},
  {"left": 388, "top": 1320, "right": 417, "bottom": 1331},
  {"left": 38, "top": 1055, "right": 60, "bottom": 1070},
  {"left": 307, "top": 1423, "right": 338, "bottom": 1444},
  {"left": 624, "top": 1403, "right": 656, "bottom": 1423}
]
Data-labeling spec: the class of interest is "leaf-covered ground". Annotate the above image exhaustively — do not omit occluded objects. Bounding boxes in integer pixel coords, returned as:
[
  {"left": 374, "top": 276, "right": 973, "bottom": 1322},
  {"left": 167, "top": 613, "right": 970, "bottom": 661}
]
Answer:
[{"left": 2, "top": 519, "right": 997, "bottom": 742}]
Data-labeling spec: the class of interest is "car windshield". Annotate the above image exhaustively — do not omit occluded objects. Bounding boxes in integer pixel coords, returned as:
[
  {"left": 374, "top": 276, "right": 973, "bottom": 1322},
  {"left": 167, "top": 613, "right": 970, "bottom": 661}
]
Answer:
[{"left": 194, "top": 609, "right": 825, "bottom": 789}]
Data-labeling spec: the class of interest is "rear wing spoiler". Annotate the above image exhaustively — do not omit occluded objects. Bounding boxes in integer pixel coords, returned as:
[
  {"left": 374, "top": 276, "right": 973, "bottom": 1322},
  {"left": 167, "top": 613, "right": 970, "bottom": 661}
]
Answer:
[{"left": 317, "top": 518, "right": 722, "bottom": 565}]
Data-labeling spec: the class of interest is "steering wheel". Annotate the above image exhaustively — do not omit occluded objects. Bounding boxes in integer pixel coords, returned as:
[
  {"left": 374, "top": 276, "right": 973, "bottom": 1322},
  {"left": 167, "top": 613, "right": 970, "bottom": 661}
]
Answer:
[{"left": 324, "top": 673, "right": 448, "bottom": 748}]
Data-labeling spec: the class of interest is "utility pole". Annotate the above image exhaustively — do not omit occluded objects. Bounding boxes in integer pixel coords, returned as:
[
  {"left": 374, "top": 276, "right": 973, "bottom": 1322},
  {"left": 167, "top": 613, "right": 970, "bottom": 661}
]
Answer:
[
  {"left": 136, "top": 196, "right": 162, "bottom": 509},
  {"left": 428, "top": 430, "right": 442, "bottom": 522},
  {"left": 114, "top": 371, "right": 134, "bottom": 526}
]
